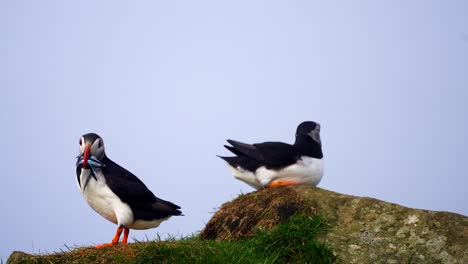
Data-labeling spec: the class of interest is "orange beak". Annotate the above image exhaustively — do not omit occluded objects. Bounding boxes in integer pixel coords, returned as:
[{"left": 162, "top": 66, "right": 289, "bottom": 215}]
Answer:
[{"left": 83, "top": 144, "right": 90, "bottom": 168}]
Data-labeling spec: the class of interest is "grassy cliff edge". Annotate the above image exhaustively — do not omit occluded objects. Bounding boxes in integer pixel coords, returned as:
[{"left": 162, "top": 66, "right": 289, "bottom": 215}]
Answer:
[
  {"left": 7, "top": 213, "right": 334, "bottom": 264},
  {"left": 7, "top": 186, "right": 468, "bottom": 264}
]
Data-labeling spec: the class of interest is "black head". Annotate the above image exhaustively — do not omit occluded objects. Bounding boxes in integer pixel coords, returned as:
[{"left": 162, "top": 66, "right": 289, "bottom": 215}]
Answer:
[
  {"left": 296, "top": 121, "right": 321, "bottom": 145},
  {"left": 78, "top": 133, "right": 106, "bottom": 168}
]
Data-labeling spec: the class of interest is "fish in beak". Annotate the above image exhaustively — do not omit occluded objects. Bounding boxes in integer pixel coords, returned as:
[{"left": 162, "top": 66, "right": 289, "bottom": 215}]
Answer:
[{"left": 76, "top": 145, "right": 105, "bottom": 191}]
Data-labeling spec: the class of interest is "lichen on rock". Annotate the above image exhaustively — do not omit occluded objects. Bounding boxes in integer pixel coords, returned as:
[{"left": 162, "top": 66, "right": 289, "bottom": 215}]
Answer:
[{"left": 200, "top": 185, "right": 468, "bottom": 264}]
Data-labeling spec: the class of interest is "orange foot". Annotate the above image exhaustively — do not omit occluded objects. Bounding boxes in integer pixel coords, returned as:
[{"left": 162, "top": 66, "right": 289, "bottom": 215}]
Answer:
[
  {"left": 95, "top": 226, "right": 130, "bottom": 249},
  {"left": 267, "top": 180, "right": 298, "bottom": 188},
  {"left": 95, "top": 242, "right": 116, "bottom": 249}
]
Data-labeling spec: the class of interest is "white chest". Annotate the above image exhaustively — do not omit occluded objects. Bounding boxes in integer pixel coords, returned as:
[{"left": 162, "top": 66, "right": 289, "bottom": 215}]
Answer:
[{"left": 78, "top": 169, "right": 134, "bottom": 226}]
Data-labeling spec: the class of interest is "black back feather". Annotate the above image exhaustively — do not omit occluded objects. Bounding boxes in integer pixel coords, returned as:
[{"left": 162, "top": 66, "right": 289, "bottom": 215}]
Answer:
[
  {"left": 100, "top": 156, "right": 183, "bottom": 220},
  {"left": 221, "top": 139, "right": 301, "bottom": 170}
]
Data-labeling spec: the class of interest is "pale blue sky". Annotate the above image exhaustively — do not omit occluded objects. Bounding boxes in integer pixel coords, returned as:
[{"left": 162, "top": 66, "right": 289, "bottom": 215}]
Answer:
[{"left": 1, "top": 0, "right": 467, "bottom": 260}]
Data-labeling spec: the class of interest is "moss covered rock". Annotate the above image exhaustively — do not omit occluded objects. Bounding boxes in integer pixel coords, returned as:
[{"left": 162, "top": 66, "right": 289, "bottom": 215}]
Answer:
[{"left": 200, "top": 186, "right": 468, "bottom": 264}]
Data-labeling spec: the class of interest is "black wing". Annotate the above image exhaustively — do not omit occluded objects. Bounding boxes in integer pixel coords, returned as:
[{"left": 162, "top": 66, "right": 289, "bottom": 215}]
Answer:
[
  {"left": 101, "top": 156, "right": 182, "bottom": 220},
  {"left": 218, "top": 155, "right": 263, "bottom": 172},
  {"left": 226, "top": 139, "right": 301, "bottom": 169},
  {"left": 76, "top": 164, "right": 82, "bottom": 187}
]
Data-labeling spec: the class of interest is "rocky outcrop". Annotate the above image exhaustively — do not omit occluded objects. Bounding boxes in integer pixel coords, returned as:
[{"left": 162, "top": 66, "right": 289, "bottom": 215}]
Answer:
[
  {"left": 200, "top": 186, "right": 468, "bottom": 264},
  {"left": 7, "top": 186, "right": 467, "bottom": 263},
  {"left": 6, "top": 251, "right": 32, "bottom": 264}
]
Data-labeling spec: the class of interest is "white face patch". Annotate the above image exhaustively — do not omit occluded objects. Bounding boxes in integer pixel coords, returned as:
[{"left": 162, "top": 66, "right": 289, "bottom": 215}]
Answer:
[
  {"left": 79, "top": 136, "right": 85, "bottom": 154},
  {"left": 90, "top": 138, "right": 105, "bottom": 159},
  {"left": 308, "top": 130, "right": 321, "bottom": 145}
]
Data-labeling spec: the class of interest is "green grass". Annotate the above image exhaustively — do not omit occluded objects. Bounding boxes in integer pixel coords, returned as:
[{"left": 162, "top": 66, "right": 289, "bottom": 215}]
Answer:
[{"left": 16, "top": 214, "right": 335, "bottom": 264}]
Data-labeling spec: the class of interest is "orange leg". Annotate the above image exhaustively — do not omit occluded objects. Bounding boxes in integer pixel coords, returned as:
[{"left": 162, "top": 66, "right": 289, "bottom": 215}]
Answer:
[
  {"left": 267, "top": 180, "right": 298, "bottom": 188},
  {"left": 121, "top": 227, "right": 130, "bottom": 244},
  {"left": 95, "top": 226, "right": 124, "bottom": 249}
]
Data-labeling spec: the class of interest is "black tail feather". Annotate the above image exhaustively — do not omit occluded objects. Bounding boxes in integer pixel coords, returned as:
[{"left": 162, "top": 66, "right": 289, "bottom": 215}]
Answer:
[
  {"left": 152, "top": 197, "right": 183, "bottom": 216},
  {"left": 224, "top": 145, "right": 242, "bottom": 156},
  {"left": 217, "top": 155, "right": 237, "bottom": 166}
]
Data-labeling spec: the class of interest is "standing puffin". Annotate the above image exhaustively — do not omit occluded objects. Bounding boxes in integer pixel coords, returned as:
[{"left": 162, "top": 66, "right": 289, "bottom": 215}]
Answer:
[
  {"left": 76, "top": 133, "right": 182, "bottom": 248},
  {"left": 219, "top": 121, "right": 324, "bottom": 189}
]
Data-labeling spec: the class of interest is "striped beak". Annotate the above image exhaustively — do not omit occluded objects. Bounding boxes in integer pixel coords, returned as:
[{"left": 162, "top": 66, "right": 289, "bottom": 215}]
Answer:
[{"left": 82, "top": 143, "right": 91, "bottom": 168}]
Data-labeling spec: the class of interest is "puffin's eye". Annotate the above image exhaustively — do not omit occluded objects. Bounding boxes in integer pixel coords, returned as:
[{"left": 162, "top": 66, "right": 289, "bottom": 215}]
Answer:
[
  {"left": 97, "top": 140, "right": 102, "bottom": 148},
  {"left": 79, "top": 140, "right": 82, "bottom": 146}
]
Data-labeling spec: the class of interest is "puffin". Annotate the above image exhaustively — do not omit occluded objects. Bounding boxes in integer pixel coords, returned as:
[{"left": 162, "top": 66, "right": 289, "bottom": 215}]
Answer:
[
  {"left": 219, "top": 121, "right": 324, "bottom": 189},
  {"left": 75, "top": 133, "right": 182, "bottom": 248}
]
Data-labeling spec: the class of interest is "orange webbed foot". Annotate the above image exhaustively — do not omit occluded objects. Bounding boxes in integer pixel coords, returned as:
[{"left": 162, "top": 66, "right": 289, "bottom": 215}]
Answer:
[
  {"left": 95, "top": 226, "right": 126, "bottom": 249},
  {"left": 95, "top": 242, "right": 117, "bottom": 249},
  {"left": 267, "top": 180, "right": 298, "bottom": 188}
]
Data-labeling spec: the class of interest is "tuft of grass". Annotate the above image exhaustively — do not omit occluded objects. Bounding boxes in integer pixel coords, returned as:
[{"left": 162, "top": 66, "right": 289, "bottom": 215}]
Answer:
[
  {"left": 132, "top": 214, "right": 335, "bottom": 264},
  {"left": 249, "top": 214, "right": 335, "bottom": 263},
  {"left": 13, "top": 214, "right": 335, "bottom": 264}
]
